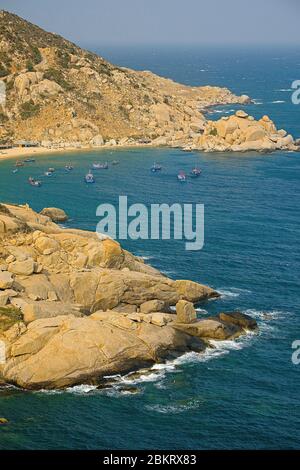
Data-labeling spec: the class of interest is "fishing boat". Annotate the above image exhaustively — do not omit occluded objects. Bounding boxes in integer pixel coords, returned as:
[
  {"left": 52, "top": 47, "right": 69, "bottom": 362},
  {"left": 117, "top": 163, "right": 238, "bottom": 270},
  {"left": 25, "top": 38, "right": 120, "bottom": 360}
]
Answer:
[
  {"left": 12, "top": 169, "right": 18, "bottom": 174},
  {"left": 15, "top": 160, "right": 24, "bottom": 167},
  {"left": 92, "top": 162, "right": 108, "bottom": 169},
  {"left": 151, "top": 163, "right": 162, "bottom": 173},
  {"left": 190, "top": 167, "right": 202, "bottom": 178},
  {"left": 111, "top": 160, "right": 119, "bottom": 165},
  {"left": 28, "top": 177, "right": 42, "bottom": 187},
  {"left": 44, "top": 171, "right": 52, "bottom": 177},
  {"left": 65, "top": 164, "right": 73, "bottom": 171},
  {"left": 48, "top": 168, "right": 55, "bottom": 173},
  {"left": 84, "top": 171, "right": 95, "bottom": 184},
  {"left": 177, "top": 171, "right": 187, "bottom": 182},
  {"left": 23, "top": 158, "right": 35, "bottom": 163}
]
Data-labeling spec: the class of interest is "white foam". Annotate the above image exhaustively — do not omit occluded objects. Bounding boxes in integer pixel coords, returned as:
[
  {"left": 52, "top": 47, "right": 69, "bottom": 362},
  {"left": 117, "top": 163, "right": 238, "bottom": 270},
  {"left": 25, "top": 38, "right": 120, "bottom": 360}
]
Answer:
[
  {"left": 196, "top": 308, "right": 208, "bottom": 314},
  {"left": 271, "top": 100, "right": 285, "bottom": 104},
  {"left": 66, "top": 384, "right": 98, "bottom": 394},
  {"left": 218, "top": 287, "right": 252, "bottom": 299},
  {"left": 243, "top": 309, "right": 283, "bottom": 320},
  {"left": 218, "top": 289, "right": 240, "bottom": 299},
  {"left": 146, "top": 398, "right": 204, "bottom": 414}
]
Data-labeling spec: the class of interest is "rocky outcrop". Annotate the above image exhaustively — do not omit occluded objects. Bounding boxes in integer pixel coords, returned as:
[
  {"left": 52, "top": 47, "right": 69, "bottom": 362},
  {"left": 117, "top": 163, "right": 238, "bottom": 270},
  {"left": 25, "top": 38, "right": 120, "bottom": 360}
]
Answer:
[
  {"left": 192, "top": 111, "right": 297, "bottom": 153},
  {"left": 40, "top": 207, "right": 68, "bottom": 222},
  {"left": 0, "top": 202, "right": 258, "bottom": 390},
  {"left": 0, "top": 309, "right": 257, "bottom": 389},
  {"left": 174, "top": 311, "right": 258, "bottom": 340},
  {"left": 0, "top": 11, "right": 250, "bottom": 146},
  {"left": 0, "top": 202, "right": 217, "bottom": 318}
]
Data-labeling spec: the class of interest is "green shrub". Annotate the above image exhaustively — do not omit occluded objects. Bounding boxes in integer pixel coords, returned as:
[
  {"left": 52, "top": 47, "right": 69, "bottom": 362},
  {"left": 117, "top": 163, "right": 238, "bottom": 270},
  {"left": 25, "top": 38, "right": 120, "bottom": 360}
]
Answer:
[
  {"left": 57, "top": 50, "right": 70, "bottom": 68},
  {"left": 0, "top": 64, "right": 8, "bottom": 77},
  {"left": 0, "top": 306, "right": 23, "bottom": 332},
  {"left": 26, "top": 60, "right": 34, "bottom": 72},
  {"left": 44, "top": 68, "right": 73, "bottom": 90},
  {"left": 20, "top": 100, "right": 40, "bottom": 120},
  {"left": 209, "top": 127, "right": 218, "bottom": 136},
  {"left": 0, "top": 112, "right": 8, "bottom": 123},
  {"left": 31, "top": 46, "right": 42, "bottom": 64}
]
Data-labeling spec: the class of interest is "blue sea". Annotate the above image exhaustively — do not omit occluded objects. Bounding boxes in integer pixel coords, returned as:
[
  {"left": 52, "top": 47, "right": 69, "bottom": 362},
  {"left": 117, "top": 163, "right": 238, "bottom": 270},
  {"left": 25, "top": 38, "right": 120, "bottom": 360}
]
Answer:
[{"left": 0, "top": 46, "right": 300, "bottom": 449}]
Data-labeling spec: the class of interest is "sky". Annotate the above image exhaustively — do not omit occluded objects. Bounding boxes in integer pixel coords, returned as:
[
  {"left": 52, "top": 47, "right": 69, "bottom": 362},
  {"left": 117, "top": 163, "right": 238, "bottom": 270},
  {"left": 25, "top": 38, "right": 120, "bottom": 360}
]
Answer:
[{"left": 1, "top": 0, "right": 299, "bottom": 47}]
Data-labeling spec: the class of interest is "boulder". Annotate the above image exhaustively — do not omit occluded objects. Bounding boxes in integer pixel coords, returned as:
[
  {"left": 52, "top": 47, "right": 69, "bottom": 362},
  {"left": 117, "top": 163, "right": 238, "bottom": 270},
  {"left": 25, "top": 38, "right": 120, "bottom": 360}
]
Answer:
[
  {"left": 150, "top": 312, "right": 170, "bottom": 327},
  {"left": 174, "top": 280, "right": 219, "bottom": 302},
  {"left": 235, "top": 110, "right": 248, "bottom": 118},
  {"left": 176, "top": 300, "right": 197, "bottom": 324},
  {"left": 16, "top": 275, "right": 59, "bottom": 303},
  {"left": 40, "top": 207, "right": 68, "bottom": 222},
  {"left": 90, "top": 134, "right": 104, "bottom": 147},
  {"left": 140, "top": 299, "right": 166, "bottom": 314},
  {"left": 174, "top": 318, "right": 240, "bottom": 340},
  {"left": 0, "top": 272, "right": 14, "bottom": 289},
  {"left": 0, "top": 292, "right": 8, "bottom": 306},
  {"left": 34, "top": 236, "right": 60, "bottom": 255},
  {"left": 22, "top": 301, "right": 83, "bottom": 323},
  {"left": 8, "top": 258, "right": 35, "bottom": 276},
  {"left": 244, "top": 126, "right": 266, "bottom": 142},
  {"left": 112, "top": 303, "right": 138, "bottom": 314},
  {"left": 218, "top": 311, "right": 258, "bottom": 330},
  {"left": 240, "top": 95, "right": 251, "bottom": 104}
]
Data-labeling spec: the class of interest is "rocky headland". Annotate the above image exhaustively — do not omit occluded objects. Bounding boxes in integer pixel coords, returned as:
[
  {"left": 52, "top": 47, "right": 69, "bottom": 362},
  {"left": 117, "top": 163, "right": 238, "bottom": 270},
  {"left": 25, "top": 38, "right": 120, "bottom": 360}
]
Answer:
[
  {"left": 0, "top": 11, "right": 297, "bottom": 154},
  {"left": 0, "top": 203, "right": 258, "bottom": 390}
]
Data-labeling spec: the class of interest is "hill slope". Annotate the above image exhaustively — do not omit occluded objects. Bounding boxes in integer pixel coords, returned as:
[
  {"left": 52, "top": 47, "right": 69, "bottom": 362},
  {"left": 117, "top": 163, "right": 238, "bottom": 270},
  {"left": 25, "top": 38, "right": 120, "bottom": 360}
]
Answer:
[{"left": 0, "top": 10, "right": 248, "bottom": 147}]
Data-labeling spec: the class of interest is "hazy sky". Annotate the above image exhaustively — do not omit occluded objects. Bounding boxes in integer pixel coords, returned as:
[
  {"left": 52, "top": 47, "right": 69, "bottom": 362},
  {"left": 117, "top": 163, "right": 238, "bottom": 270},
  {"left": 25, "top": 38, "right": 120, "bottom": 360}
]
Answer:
[{"left": 1, "top": 0, "right": 299, "bottom": 47}]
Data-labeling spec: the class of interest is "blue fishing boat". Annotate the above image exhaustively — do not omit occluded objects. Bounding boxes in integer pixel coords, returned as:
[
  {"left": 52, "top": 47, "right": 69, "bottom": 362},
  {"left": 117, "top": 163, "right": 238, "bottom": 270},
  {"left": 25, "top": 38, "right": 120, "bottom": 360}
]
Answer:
[
  {"left": 190, "top": 167, "right": 202, "bottom": 178},
  {"left": 151, "top": 163, "right": 162, "bottom": 173},
  {"left": 177, "top": 171, "right": 187, "bottom": 182},
  {"left": 85, "top": 171, "right": 95, "bottom": 184},
  {"left": 28, "top": 177, "right": 42, "bottom": 187},
  {"left": 92, "top": 162, "right": 108, "bottom": 169}
]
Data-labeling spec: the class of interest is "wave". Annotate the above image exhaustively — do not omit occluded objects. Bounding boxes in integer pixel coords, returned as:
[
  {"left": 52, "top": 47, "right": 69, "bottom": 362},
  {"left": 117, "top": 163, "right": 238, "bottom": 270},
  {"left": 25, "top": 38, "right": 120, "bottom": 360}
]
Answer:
[
  {"left": 195, "top": 307, "right": 208, "bottom": 314},
  {"left": 66, "top": 384, "right": 98, "bottom": 394},
  {"left": 145, "top": 398, "right": 204, "bottom": 414},
  {"left": 243, "top": 309, "right": 284, "bottom": 321},
  {"left": 277, "top": 89, "right": 292, "bottom": 92},
  {"left": 253, "top": 99, "right": 263, "bottom": 105},
  {"left": 271, "top": 100, "right": 285, "bottom": 104},
  {"left": 217, "top": 287, "right": 252, "bottom": 299}
]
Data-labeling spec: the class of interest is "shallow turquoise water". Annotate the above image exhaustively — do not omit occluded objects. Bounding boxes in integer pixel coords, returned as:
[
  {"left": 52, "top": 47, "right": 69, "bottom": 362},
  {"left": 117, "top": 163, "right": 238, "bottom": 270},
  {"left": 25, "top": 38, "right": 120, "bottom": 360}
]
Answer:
[{"left": 0, "top": 47, "right": 300, "bottom": 449}]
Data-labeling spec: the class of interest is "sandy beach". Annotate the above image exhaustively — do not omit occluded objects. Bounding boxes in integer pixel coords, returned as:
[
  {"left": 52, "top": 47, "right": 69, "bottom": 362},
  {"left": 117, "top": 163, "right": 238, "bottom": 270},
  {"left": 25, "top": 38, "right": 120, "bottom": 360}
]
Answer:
[
  {"left": 0, "top": 145, "right": 97, "bottom": 162},
  {"left": 0, "top": 142, "right": 158, "bottom": 162}
]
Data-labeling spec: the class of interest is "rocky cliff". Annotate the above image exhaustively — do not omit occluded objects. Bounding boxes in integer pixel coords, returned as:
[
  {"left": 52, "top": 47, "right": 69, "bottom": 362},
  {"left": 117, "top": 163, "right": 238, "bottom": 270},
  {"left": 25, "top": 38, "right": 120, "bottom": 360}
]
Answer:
[
  {"left": 0, "top": 203, "right": 257, "bottom": 389},
  {"left": 0, "top": 10, "right": 250, "bottom": 148}
]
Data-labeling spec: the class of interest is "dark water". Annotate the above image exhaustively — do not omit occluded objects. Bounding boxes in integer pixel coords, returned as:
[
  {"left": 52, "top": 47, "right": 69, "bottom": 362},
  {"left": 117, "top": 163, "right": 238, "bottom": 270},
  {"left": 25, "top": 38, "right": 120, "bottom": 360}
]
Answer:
[{"left": 0, "top": 47, "right": 300, "bottom": 449}]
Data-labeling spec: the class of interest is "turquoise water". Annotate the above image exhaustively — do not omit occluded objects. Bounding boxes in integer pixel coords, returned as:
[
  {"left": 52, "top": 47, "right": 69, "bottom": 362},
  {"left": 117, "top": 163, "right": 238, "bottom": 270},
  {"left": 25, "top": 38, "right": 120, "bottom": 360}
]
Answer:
[{"left": 0, "top": 47, "right": 300, "bottom": 449}]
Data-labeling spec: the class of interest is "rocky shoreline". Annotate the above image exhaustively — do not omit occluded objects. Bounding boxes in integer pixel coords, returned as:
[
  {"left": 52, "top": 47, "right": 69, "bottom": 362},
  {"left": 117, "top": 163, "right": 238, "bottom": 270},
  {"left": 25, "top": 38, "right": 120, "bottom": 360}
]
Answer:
[
  {"left": 1, "top": 11, "right": 298, "bottom": 155},
  {"left": 0, "top": 203, "right": 258, "bottom": 390}
]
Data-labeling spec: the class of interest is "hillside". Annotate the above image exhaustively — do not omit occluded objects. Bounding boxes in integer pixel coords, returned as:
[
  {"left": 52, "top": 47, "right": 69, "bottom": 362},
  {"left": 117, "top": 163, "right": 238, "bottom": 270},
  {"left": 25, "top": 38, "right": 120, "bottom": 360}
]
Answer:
[{"left": 0, "top": 10, "right": 249, "bottom": 147}]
